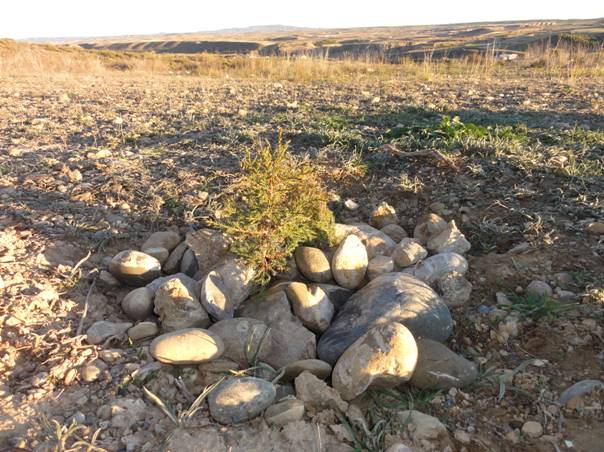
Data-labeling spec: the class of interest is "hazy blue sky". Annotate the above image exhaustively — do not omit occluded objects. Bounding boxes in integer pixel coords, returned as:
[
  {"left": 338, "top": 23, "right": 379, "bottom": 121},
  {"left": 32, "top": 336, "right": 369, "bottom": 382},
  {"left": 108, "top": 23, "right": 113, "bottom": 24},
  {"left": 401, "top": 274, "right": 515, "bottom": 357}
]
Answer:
[{"left": 2, "top": 0, "right": 602, "bottom": 39}]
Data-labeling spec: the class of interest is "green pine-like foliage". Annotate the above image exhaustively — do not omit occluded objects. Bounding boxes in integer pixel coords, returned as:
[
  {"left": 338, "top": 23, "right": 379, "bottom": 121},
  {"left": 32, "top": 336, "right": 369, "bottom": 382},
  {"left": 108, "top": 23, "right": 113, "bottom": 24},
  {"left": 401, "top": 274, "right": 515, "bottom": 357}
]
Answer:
[{"left": 212, "top": 135, "right": 334, "bottom": 284}]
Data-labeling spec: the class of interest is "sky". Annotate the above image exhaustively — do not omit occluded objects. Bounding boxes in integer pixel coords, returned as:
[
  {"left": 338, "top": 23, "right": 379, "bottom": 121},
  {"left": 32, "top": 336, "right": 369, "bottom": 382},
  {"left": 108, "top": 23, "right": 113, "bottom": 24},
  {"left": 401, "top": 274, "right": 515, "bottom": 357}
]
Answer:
[{"left": 1, "top": 0, "right": 602, "bottom": 40}]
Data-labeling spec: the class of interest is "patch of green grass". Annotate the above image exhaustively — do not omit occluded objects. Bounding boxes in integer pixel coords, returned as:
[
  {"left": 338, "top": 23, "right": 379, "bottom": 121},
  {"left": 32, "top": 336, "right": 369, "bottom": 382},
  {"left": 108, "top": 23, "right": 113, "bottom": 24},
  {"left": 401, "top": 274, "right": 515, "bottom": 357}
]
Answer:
[
  {"left": 503, "top": 292, "right": 574, "bottom": 319},
  {"left": 371, "top": 386, "right": 441, "bottom": 413}
]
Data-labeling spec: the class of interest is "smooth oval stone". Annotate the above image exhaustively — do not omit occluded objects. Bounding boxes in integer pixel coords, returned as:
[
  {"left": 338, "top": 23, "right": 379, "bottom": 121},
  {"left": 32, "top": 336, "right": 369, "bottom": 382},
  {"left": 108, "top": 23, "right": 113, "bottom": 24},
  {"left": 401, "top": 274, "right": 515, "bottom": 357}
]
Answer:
[
  {"left": 279, "top": 359, "right": 333, "bottom": 382},
  {"left": 317, "top": 273, "right": 452, "bottom": 365},
  {"left": 264, "top": 399, "right": 305, "bottom": 426},
  {"left": 286, "top": 282, "right": 334, "bottom": 333},
  {"left": 331, "top": 234, "right": 368, "bottom": 289},
  {"left": 150, "top": 328, "right": 224, "bottom": 365},
  {"left": 411, "top": 253, "right": 468, "bottom": 285},
  {"left": 121, "top": 287, "right": 153, "bottom": 321},
  {"left": 294, "top": 246, "right": 332, "bottom": 283},
  {"left": 162, "top": 241, "right": 187, "bottom": 274},
  {"left": 108, "top": 250, "right": 161, "bottom": 286},
  {"left": 208, "top": 377, "right": 276, "bottom": 424},
  {"left": 141, "top": 230, "right": 181, "bottom": 253},
  {"left": 127, "top": 321, "right": 159, "bottom": 341},
  {"left": 380, "top": 224, "right": 408, "bottom": 242},
  {"left": 409, "top": 338, "right": 477, "bottom": 390},
  {"left": 335, "top": 223, "right": 396, "bottom": 259},
  {"left": 392, "top": 239, "right": 428, "bottom": 268},
  {"left": 332, "top": 323, "right": 418, "bottom": 400},
  {"left": 86, "top": 320, "right": 132, "bottom": 345}
]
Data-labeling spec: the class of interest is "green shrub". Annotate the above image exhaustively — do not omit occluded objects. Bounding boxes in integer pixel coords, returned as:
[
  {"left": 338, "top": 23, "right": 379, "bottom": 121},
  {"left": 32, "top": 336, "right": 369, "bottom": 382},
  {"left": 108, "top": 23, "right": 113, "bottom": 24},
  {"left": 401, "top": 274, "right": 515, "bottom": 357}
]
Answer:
[{"left": 212, "top": 135, "right": 334, "bottom": 284}]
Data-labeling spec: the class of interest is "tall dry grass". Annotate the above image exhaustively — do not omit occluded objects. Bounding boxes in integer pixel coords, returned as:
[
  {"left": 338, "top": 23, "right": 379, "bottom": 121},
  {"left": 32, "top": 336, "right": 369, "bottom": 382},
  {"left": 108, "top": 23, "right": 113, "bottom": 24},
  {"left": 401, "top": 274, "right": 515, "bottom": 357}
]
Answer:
[{"left": 1, "top": 38, "right": 602, "bottom": 82}]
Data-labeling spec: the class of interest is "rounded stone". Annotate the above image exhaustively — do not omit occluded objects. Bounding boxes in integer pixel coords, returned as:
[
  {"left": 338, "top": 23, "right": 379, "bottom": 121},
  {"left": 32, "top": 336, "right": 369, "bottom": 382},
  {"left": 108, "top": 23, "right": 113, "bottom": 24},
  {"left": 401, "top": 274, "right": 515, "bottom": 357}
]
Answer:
[
  {"left": 264, "top": 399, "right": 305, "bottom": 426},
  {"left": 411, "top": 253, "right": 468, "bottom": 285},
  {"left": 380, "top": 224, "right": 408, "bottom": 242},
  {"left": 144, "top": 247, "right": 170, "bottom": 266},
  {"left": 392, "top": 238, "right": 428, "bottom": 268},
  {"left": 409, "top": 338, "right": 477, "bottom": 390},
  {"left": 121, "top": 287, "right": 154, "bottom": 321},
  {"left": 127, "top": 321, "right": 159, "bottom": 341},
  {"left": 208, "top": 377, "right": 276, "bottom": 424},
  {"left": 521, "top": 421, "right": 543, "bottom": 439},
  {"left": 294, "top": 247, "right": 332, "bottom": 283},
  {"left": 286, "top": 282, "right": 334, "bottom": 333},
  {"left": 368, "top": 256, "right": 395, "bottom": 280},
  {"left": 278, "top": 359, "right": 333, "bottom": 382},
  {"left": 180, "top": 248, "right": 199, "bottom": 276},
  {"left": 334, "top": 223, "right": 396, "bottom": 259},
  {"left": 413, "top": 213, "right": 447, "bottom": 244},
  {"left": 331, "top": 235, "right": 368, "bottom": 289},
  {"left": 332, "top": 323, "right": 418, "bottom": 400},
  {"left": 108, "top": 250, "right": 161, "bottom": 286},
  {"left": 209, "top": 318, "right": 271, "bottom": 367},
  {"left": 526, "top": 280, "right": 553, "bottom": 298},
  {"left": 427, "top": 220, "right": 471, "bottom": 255},
  {"left": 150, "top": 328, "right": 224, "bottom": 365},
  {"left": 86, "top": 321, "right": 132, "bottom": 345},
  {"left": 80, "top": 364, "right": 103, "bottom": 382},
  {"left": 369, "top": 202, "right": 398, "bottom": 229},
  {"left": 141, "top": 230, "right": 181, "bottom": 253},
  {"left": 435, "top": 273, "right": 473, "bottom": 307},
  {"left": 317, "top": 273, "right": 452, "bottom": 365}
]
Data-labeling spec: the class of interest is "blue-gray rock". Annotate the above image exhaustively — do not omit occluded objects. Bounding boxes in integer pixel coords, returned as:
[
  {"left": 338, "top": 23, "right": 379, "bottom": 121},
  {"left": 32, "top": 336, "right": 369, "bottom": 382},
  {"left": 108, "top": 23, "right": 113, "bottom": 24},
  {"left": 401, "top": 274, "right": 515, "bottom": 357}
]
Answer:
[
  {"left": 208, "top": 377, "right": 276, "bottom": 424},
  {"left": 317, "top": 273, "right": 452, "bottom": 365},
  {"left": 559, "top": 379, "right": 604, "bottom": 405}
]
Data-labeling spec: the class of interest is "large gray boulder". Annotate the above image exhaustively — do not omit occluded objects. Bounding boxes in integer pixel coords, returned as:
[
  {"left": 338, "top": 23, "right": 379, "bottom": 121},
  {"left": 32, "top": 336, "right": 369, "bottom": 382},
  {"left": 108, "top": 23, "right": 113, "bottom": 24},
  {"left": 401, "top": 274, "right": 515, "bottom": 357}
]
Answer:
[{"left": 317, "top": 273, "right": 452, "bottom": 365}]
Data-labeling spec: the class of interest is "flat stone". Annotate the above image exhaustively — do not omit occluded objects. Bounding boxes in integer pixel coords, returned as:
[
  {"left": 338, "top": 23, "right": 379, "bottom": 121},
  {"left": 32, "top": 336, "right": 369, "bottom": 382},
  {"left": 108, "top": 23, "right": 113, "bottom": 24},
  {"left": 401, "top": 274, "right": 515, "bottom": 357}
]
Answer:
[
  {"left": 392, "top": 238, "right": 427, "bottom": 268},
  {"left": 369, "top": 202, "right": 398, "bottom": 229},
  {"left": 141, "top": 230, "right": 181, "bottom": 253},
  {"left": 86, "top": 321, "right": 132, "bottom": 345},
  {"left": 163, "top": 241, "right": 188, "bottom": 274},
  {"left": 150, "top": 328, "right": 224, "bottom": 365},
  {"left": 265, "top": 399, "right": 305, "bottom": 426},
  {"left": 331, "top": 234, "right": 368, "bottom": 289},
  {"left": 121, "top": 287, "right": 154, "bottom": 321},
  {"left": 409, "top": 338, "right": 477, "bottom": 390},
  {"left": 286, "top": 282, "right": 334, "bottom": 333},
  {"left": 127, "top": 321, "right": 159, "bottom": 341},
  {"left": 279, "top": 359, "right": 333, "bottom": 382},
  {"left": 332, "top": 323, "right": 418, "bottom": 400},
  {"left": 427, "top": 220, "right": 471, "bottom": 255},
  {"left": 380, "top": 224, "right": 408, "bottom": 242},
  {"left": 411, "top": 252, "right": 468, "bottom": 285},
  {"left": 208, "top": 377, "right": 276, "bottom": 424},
  {"left": 413, "top": 213, "right": 447, "bottom": 244},
  {"left": 200, "top": 270, "right": 234, "bottom": 321},
  {"left": 294, "top": 247, "right": 332, "bottom": 283},
  {"left": 154, "top": 278, "right": 209, "bottom": 331},
  {"left": 108, "top": 250, "right": 161, "bottom": 286},
  {"left": 367, "top": 256, "right": 394, "bottom": 280},
  {"left": 295, "top": 371, "right": 348, "bottom": 412},
  {"left": 318, "top": 273, "right": 452, "bottom": 365}
]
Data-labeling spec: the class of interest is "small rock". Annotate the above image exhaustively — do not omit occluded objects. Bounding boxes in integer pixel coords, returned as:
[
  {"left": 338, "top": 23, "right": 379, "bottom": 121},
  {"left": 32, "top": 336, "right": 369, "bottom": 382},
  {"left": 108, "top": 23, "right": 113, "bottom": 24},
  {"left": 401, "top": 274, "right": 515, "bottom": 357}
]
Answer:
[
  {"left": 344, "top": 199, "right": 359, "bottom": 210},
  {"left": 199, "top": 270, "right": 234, "bottom": 321},
  {"left": 367, "top": 256, "right": 394, "bottom": 280},
  {"left": 180, "top": 248, "right": 199, "bottom": 276},
  {"left": 335, "top": 223, "right": 395, "bottom": 259},
  {"left": 144, "top": 247, "right": 169, "bottom": 266},
  {"left": 209, "top": 318, "right": 271, "bottom": 367},
  {"left": 98, "top": 270, "right": 120, "bottom": 287},
  {"left": 108, "top": 250, "right": 161, "bottom": 286},
  {"left": 409, "top": 338, "right": 478, "bottom": 390},
  {"left": 86, "top": 321, "right": 132, "bottom": 345},
  {"left": 411, "top": 252, "right": 468, "bottom": 285},
  {"left": 554, "top": 272, "right": 574, "bottom": 288},
  {"left": 380, "top": 224, "right": 408, "bottom": 242},
  {"left": 522, "top": 421, "right": 543, "bottom": 439},
  {"left": 369, "top": 202, "right": 398, "bottom": 229},
  {"left": 154, "top": 278, "right": 209, "bottom": 331},
  {"left": 279, "top": 359, "right": 333, "bottom": 382},
  {"left": 384, "top": 444, "right": 413, "bottom": 452},
  {"left": 212, "top": 259, "right": 255, "bottom": 308},
  {"left": 331, "top": 235, "right": 368, "bottom": 289},
  {"left": 392, "top": 238, "right": 428, "bottom": 268},
  {"left": 80, "top": 363, "right": 104, "bottom": 382},
  {"left": 286, "top": 282, "right": 334, "bottom": 333},
  {"left": 238, "top": 287, "right": 294, "bottom": 324},
  {"left": 150, "top": 328, "right": 224, "bottom": 365},
  {"left": 127, "top": 322, "right": 159, "bottom": 341},
  {"left": 145, "top": 273, "right": 199, "bottom": 297},
  {"left": 295, "top": 371, "right": 348, "bottom": 412},
  {"left": 264, "top": 399, "right": 305, "bottom": 426},
  {"left": 195, "top": 358, "right": 241, "bottom": 387},
  {"left": 526, "top": 280, "right": 553, "bottom": 298},
  {"left": 427, "top": 220, "right": 471, "bottom": 255},
  {"left": 185, "top": 229, "right": 230, "bottom": 275},
  {"left": 141, "top": 230, "right": 181, "bottom": 253},
  {"left": 208, "top": 377, "right": 276, "bottom": 424},
  {"left": 121, "top": 287, "right": 154, "bottom": 321},
  {"left": 294, "top": 247, "right": 332, "bottom": 283},
  {"left": 396, "top": 410, "right": 449, "bottom": 442},
  {"left": 316, "top": 284, "right": 354, "bottom": 310},
  {"left": 413, "top": 213, "right": 448, "bottom": 244},
  {"left": 435, "top": 272, "right": 472, "bottom": 307},
  {"left": 429, "top": 202, "right": 446, "bottom": 214},
  {"left": 454, "top": 429, "right": 471, "bottom": 444},
  {"left": 496, "top": 291, "right": 512, "bottom": 306},
  {"left": 163, "top": 241, "right": 187, "bottom": 274},
  {"left": 110, "top": 398, "right": 147, "bottom": 429},
  {"left": 559, "top": 379, "right": 604, "bottom": 405},
  {"left": 332, "top": 323, "right": 418, "bottom": 400},
  {"left": 586, "top": 222, "right": 604, "bottom": 234}
]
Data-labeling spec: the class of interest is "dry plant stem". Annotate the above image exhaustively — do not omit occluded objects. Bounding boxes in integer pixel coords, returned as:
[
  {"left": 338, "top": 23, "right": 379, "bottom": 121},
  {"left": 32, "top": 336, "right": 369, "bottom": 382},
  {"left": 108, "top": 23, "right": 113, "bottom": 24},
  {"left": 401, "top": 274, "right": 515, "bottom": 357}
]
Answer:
[
  {"left": 76, "top": 278, "right": 96, "bottom": 336},
  {"left": 381, "top": 144, "right": 460, "bottom": 170}
]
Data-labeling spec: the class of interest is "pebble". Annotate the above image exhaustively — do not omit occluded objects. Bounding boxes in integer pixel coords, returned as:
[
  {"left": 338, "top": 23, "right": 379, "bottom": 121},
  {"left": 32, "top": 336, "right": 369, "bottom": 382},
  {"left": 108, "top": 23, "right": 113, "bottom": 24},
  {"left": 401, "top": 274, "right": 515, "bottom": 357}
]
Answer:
[
  {"left": 264, "top": 399, "right": 305, "bottom": 426},
  {"left": 369, "top": 202, "right": 398, "bottom": 229},
  {"left": 80, "top": 363, "right": 104, "bottom": 382},
  {"left": 98, "top": 270, "right": 120, "bottom": 287},
  {"left": 141, "top": 230, "right": 181, "bottom": 253},
  {"left": 331, "top": 234, "right": 368, "bottom": 289},
  {"left": 586, "top": 222, "right": 604, "bottom": 234},
  {"left": 380, "top": 224, "right": 408, "bottom": 242},
  {"left": 286, "top": 282, "right": 334, "bottom": 333},
  {"left": 526, "top": 280, "right": 553, "bottom": 298},
  {"left": 295, "top": 371, "right": 348, "bottom": 412},
  {"left": 86, "top": 321, "right": 132, "bottom": 345},
  {"left": 208, "top": 377, "right": 276, "bottom": 424},
  {"left": 392, "top": 238, "right": 428, "bottom": 267},
  {"left": 127, "top": 321, "right": 159, "bottom": 341},
  {"left": 521, "top": 421, "right": 543, "bottom": 439},
  {"left": 150, "top": 328, "right": 224, "bottom": 365},
  {"left": 294, "top": 246, "right": 332, "bottom": 283},
  {"left": 396, "top": 410, "right": 448, "bottom": 441},
  {"left": 108, "top": 250, "right": 161, "bottom": 286},
  {"left": 344, "top": 199, "right": 359, "bottom": 210},
  {"left": 367, "top": 256, "right": 394, "bottom": 280},
  {"left": 154, "top": 278, "right": 209, "bottom": 331},
  {"left": 121, "top": 287, "right": 154, "bottom": 321},
  {"left": 332, "top": 323, "right": 418, "bottom": 400},
  {"left": 278, "top": 359, "right": 333, "bottom": 382}
]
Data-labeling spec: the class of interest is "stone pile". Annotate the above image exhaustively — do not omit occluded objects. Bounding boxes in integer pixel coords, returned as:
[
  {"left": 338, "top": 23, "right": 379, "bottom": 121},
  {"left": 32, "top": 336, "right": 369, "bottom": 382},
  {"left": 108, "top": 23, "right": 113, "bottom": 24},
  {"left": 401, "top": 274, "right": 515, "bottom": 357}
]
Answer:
[{"left": 87, "top": 201, "right": 478, "bottom": 443}]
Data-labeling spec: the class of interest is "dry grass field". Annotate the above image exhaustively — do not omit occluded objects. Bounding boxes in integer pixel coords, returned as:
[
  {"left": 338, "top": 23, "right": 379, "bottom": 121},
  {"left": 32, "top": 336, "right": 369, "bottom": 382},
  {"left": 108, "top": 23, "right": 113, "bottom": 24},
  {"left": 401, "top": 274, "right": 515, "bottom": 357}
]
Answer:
[{"left": 0, "top": 20, "right": 603, "bottom": 451}]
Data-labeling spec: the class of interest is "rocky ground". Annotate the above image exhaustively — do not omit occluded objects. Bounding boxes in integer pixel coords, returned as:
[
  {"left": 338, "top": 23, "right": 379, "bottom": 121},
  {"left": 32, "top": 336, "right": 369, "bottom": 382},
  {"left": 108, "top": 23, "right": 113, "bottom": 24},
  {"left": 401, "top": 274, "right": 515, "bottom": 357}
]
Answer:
[{"left": 0, "top": 72, "right": 603, "bottom": 451}]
